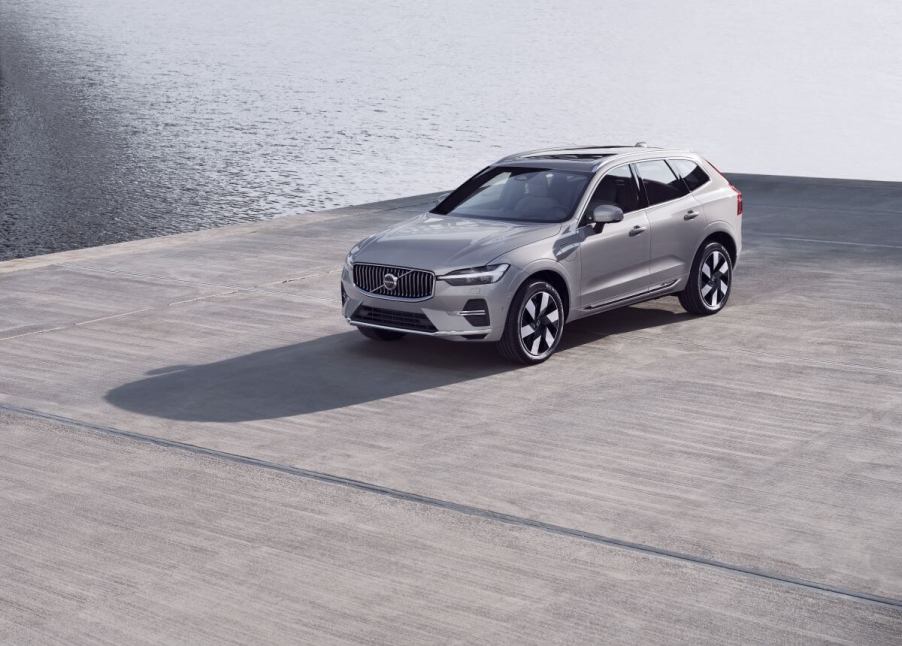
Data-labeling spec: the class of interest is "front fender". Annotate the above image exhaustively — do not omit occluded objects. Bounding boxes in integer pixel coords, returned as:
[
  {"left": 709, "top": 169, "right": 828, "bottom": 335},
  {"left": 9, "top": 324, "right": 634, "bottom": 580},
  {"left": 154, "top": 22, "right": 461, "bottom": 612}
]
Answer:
[{"left": 510, "top": 258, "right": 578, "bottom": 320}]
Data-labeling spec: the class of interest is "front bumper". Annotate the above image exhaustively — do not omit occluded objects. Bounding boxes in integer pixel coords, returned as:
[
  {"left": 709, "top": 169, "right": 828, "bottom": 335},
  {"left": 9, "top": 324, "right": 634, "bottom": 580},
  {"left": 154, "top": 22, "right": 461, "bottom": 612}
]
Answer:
[{"left": 340, "top": 265, "right": 514, "bottom": 342}]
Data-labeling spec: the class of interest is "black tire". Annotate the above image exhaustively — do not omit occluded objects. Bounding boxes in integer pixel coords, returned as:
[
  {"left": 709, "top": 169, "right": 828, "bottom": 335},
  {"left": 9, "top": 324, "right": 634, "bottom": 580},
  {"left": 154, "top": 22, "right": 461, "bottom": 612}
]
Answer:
[
  {"left": 678, "top": 241, "right": 733, "bottom": 315},
  {"left": 358, "top": 326, "right": 406, "bottom": 341},
  {"left": 498, "top": 280, "right": 565, "bottom": 365}
]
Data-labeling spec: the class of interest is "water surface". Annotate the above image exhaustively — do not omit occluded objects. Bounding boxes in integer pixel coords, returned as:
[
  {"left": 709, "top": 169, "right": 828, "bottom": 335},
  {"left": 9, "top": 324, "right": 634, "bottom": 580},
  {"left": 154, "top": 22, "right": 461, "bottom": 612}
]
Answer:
[{"left": 1, "top": 0, "right": 900, "bottom": 259}]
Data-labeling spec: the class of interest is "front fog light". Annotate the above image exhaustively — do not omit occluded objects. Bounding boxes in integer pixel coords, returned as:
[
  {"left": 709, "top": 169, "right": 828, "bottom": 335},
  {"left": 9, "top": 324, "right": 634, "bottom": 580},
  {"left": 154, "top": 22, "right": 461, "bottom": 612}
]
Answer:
[{"left": 437, "top": 264, "right": 509, "bottom": 286}]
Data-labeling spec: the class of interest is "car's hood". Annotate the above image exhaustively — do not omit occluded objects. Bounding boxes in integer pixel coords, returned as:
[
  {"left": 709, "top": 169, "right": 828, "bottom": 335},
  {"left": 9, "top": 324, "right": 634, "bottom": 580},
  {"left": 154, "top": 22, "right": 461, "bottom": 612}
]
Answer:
[{"left": 353, "top": 213, "right": 561, "bottom": 272}]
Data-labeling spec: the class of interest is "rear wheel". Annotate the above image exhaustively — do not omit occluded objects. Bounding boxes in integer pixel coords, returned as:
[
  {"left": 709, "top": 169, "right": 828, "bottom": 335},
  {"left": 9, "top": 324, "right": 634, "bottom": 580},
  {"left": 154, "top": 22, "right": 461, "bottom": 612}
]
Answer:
[
  {"left": 678, "top": 241, "right": 732, "bottom": 315},
  {"left": 358, "top": 326, "right": 406, "bottom": 341},
  {"left": 498, "top": 280, "right": 564, "bottom": 364}
]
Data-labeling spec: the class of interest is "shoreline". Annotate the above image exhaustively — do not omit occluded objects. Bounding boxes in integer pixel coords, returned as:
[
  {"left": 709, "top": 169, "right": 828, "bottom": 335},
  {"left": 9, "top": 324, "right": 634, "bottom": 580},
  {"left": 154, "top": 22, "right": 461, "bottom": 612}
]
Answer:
[{"left": 5, "top": 172, "right": 902, "bottom": 271}]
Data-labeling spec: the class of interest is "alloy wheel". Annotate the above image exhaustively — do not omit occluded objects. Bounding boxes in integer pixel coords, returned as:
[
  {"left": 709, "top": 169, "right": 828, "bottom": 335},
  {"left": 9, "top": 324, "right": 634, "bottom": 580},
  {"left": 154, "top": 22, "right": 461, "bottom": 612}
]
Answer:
[
  {"left": 519, "top": 290, "right": 561, "bottom": 358},
  {"left": 700, "top": 249, "right": 730, "bottom": 309}
]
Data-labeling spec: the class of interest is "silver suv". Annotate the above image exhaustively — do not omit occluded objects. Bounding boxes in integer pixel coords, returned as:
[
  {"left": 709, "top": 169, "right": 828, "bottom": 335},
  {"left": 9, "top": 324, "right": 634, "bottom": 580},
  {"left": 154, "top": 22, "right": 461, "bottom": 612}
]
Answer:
[{"left": 341, "top": 144, "right": 743, "bottom": 364}]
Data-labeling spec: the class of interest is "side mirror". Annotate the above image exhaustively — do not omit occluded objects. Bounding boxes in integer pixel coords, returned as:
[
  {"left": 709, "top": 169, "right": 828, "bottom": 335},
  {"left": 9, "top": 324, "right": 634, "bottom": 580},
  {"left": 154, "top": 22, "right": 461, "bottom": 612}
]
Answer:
[
  {"left": 589, "top": 204, "right": 624, "bottom": 224},
  {"left": 432, "top": 192, "right": 450, "bottom": 206}
]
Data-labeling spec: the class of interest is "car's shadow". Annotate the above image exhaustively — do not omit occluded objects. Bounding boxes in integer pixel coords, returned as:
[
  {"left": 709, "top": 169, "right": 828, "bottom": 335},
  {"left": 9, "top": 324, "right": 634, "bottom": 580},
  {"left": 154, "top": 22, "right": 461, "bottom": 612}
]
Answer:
[{"left": 105, "top": 304, "right": 690, "bottom": 422}]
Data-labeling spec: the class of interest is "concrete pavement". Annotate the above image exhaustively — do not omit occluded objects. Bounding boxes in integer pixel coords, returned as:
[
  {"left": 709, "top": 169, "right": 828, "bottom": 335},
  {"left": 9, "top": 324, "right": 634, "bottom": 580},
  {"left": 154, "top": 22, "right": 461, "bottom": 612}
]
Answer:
[{"left": 2, "top": 175, "right": 902, "bottom": 643}]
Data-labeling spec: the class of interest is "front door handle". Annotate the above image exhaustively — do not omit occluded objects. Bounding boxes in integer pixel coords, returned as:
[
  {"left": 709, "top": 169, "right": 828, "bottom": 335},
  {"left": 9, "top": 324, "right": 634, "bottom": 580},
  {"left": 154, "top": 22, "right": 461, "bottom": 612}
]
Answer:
[
  {"left": 629, "top": 225, "right": 647, "bottom": 236},
  {"left": 684, "top": 209, "right": 700, "bottom": 220}
]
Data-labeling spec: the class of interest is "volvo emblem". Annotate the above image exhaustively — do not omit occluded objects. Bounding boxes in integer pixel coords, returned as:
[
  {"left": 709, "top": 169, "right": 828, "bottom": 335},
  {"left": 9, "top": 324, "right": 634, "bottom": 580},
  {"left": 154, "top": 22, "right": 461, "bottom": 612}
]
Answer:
[{"left": 382, "top": 273, "right": 398, "bottom": 291}]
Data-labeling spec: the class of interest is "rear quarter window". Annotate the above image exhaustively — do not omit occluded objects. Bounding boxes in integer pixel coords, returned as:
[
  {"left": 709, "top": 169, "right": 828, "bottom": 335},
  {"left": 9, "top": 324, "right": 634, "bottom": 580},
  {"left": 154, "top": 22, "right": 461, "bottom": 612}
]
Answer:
[
  {"left": 670, "top": 159, "right": 710, "bottom": 192},
  {"left": 634, "top": 159, "right": 689, "bottom": 206}
]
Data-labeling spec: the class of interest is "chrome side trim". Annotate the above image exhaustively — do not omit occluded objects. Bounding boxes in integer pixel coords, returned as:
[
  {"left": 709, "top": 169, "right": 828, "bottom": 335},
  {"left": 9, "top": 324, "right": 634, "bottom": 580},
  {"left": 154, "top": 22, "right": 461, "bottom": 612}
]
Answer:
[
  {"left": 583, "top": 279, "right": 680, "bottom": 311},
  {"left": 347, "top": 318, "right": 490, "bottom": 337}
]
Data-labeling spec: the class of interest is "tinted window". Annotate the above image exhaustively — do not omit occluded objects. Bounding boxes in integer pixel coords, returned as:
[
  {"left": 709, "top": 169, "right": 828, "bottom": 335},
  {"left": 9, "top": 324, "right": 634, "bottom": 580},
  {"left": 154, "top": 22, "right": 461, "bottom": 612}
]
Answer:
[
  {"left": 670, "top": 159, "right": 710, "bottom": 192},
  {"left": 433, "top": 167, "right": 591, "bottom": 223},
  {"left": 635, "top": 160, "right": 689, "bottom": 206},
  {"left": 585, "top": 165, "right": 642, "bottom": 217}
]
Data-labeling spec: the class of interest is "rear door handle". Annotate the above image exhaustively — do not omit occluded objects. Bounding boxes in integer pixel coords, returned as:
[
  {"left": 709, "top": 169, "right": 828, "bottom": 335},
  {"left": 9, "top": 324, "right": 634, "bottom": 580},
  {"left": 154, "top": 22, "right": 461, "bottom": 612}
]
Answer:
[
  {"left": 684, "top": 209, "right": 700, "bottom": 220},
  {"left": 629, "top": 225, "right": 647, "bottom": 236}
]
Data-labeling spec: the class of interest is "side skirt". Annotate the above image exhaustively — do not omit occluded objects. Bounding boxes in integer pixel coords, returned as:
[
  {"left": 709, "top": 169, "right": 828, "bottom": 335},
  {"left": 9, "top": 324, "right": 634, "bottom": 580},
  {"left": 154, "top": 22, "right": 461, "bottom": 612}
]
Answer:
[{"left": 573, "top": 279, "right": 681, "bottom": 319}]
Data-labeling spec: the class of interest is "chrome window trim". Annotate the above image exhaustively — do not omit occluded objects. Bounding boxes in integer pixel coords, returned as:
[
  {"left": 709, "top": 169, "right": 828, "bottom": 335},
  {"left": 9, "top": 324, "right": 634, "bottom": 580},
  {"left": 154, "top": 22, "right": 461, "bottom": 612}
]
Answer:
[{"left": 569, "top": 155, "right": 708, "bottom": 233}]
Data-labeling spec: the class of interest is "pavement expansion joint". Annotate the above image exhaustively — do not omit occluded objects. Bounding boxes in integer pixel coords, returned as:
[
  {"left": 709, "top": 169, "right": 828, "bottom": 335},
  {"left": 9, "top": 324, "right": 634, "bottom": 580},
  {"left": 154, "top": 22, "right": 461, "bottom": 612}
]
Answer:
[{"left": 3, "top": 400, "right": 900, "bottom": 611}]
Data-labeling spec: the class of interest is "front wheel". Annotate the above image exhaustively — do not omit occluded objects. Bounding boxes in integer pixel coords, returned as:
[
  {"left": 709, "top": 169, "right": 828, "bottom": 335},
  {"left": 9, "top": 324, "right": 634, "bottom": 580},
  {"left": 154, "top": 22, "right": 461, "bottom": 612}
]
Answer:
[
  {"left": 358, "top": 326, "right": 406, "bottom": 341},
  {"left": 498, "top": 280, "right": 565, "bottom": 365},
  {"left": 678, "top": 241, "right": 733, "bottom": 315}
]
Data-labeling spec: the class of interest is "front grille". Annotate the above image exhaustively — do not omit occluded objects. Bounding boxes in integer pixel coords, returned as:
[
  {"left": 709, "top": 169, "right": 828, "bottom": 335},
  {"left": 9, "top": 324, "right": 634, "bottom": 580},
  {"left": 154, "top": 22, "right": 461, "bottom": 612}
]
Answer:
[
  {"left": 352, "top": 263, "right": 434, "bottom": 300},
  {"left": 352, "top": 305, "right": 437, "bottom": 332}
]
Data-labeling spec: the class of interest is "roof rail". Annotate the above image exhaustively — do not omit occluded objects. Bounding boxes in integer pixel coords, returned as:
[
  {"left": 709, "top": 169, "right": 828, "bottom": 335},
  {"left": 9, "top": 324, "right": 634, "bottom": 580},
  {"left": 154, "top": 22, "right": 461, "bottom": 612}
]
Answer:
[
  {"left": 496, "top": 146, "right": 572, "bottom": 162},
  {"left": 497, "top": 144, "right": 639, "bottom": 163}
]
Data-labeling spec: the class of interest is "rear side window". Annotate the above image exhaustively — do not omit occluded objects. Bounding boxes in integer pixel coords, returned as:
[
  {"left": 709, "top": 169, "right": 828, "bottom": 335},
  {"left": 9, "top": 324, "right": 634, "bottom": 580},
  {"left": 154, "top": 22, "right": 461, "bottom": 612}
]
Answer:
[
  {"left": 634, "top": 160, "right": 689, "bottom": 206},
  {"left": 669, "top": 159, "right": 710, "bottom": 192},
  {"left": 585, "top": 165, "right": 642, "bottom": 216}
]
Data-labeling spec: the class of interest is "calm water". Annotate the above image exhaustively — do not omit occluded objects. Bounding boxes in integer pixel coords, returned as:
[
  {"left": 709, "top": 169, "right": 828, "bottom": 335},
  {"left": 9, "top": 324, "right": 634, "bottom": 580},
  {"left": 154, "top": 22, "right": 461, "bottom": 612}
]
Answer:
[{"left": 1, "top": 0, "right": 900, "bottom": 259}]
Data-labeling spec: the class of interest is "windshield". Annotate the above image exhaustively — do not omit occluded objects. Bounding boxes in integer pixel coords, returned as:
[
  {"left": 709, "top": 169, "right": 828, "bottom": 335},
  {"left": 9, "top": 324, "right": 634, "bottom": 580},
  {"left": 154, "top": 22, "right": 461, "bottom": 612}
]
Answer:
[{"left": 432, "top": 167, "right": 591, "bottom": 223}]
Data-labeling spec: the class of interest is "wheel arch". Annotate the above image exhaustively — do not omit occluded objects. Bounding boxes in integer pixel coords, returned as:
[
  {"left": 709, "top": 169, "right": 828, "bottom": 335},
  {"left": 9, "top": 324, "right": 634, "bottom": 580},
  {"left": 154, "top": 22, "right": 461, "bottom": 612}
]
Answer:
[
  {"left": 700, "top": 228, "right": 737, "bottom": 266},
  {"left": 518, "top": 267, "right": 571, "bottom": 321}
]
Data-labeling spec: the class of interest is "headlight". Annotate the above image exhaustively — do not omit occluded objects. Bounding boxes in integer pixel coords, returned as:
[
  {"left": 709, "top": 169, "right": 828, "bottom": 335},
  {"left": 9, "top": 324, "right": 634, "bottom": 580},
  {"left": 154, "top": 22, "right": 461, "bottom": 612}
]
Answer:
[
  {"left": 437, "top": 264, "right": 509, "bottom": 286},
  {"left": 344, "top": 244, "right": 361, "bottom": 271}
]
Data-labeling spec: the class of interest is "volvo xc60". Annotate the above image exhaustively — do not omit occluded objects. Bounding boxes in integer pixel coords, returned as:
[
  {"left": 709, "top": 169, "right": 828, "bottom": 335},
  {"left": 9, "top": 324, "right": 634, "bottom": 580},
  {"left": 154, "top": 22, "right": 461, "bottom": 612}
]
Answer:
[{"left": 341, "top": 144, "right": 742, "bottom": 364}]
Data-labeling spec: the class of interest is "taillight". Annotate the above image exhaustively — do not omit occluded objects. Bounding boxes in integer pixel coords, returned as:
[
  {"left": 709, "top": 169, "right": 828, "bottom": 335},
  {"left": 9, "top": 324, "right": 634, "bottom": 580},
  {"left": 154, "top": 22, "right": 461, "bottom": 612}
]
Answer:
[{"left": 705, "top": 158, "right": 742, "bottom": 216}]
